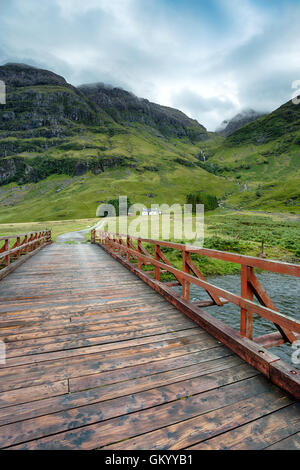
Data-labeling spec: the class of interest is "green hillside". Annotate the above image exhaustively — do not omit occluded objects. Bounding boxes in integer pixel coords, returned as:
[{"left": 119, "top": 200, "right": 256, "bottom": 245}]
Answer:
[
  {"left": 0, "top": 64, "right": 236, "bottom": 222},
  {"left": 202, "top": 99, "right": 300, "bottom": 213},
  {"left": 0, "top": 138, "right": 234, "bottom": 222},
  {"left": 0, "top": 63, "right": 299, "bottom": 222}
]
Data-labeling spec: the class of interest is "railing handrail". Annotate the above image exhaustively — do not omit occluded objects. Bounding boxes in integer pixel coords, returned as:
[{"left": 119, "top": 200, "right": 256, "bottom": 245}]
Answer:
[
  {"left": 94, "top": 230, "right": 300, "bottom": 277},
  {"left": 93, "top": 229, "right": 300, "bottom": 344},
  {"left": 0, "top": 230, "right": 49, "bottom": 241},
  {"left": 0, "top": 230, "right": 52, "bottom": 278},
  {"left": 0, "top": 236, "right": 48, "bottom": 259}
]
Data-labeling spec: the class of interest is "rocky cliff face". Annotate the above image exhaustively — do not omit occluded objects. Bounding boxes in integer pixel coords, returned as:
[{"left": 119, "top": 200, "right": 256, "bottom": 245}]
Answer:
[
  {"left": 0, "top": 64, "right": 106, "bottom": 143},
  {"left": 0, "top": 63, "right": 209, "bottom": 185},
  {"left": 216, "top": 109, "right": 266, "bottom": 137},
  {"left": 0, "top": 63, "right": 70, "bottom": 89},
  {"left": 79, "top": 83, "right": 207, "bottom": 140}
]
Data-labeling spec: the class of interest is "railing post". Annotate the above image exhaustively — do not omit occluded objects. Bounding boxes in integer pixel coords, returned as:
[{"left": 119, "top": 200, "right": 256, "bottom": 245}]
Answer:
[
  {"left": 112, "top": 234, "right": 116, "bottom": 251},
  {"left": 4, "top": 239, "right": 10, "bottom": 266},
  {"left": 137, "top": 238, "right": 143, "bottom": 269},
  {"left": 16, "top": 236, "right": 21, "bottom": 258},
  {"left": 240, "top": 265, "right": 254, "bottom": 339},
  {"left": 33, "top": 233, "right": 38, "bottom": 250},
  {"left": 117, "top": 234, "right": 121, "bottom": 254},
  {"left": 126, "top": 236, "right": 131, "bottom": 262},
  {"left": 154, "top": 244, "right": 160, "bottom": 281},
  {"left": 91, "top": 229, "right": 95, "bottom": 244},
  {"left": 27, "top": 234, "right": 33, "bottom": 252},
  {"left": 23, "top": 235, "right": 28, "bottom": 254},
  {"left": 182, "top": 249, "right": 190, "bottom": 301},
  {"left": 47, "top": 230, "right": 52, "bottom": 243}
]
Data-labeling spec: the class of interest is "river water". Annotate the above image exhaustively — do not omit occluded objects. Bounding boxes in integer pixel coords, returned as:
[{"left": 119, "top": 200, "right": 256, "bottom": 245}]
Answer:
[{"left": 174, "top": 272, "right": 300, "bottom": 369}]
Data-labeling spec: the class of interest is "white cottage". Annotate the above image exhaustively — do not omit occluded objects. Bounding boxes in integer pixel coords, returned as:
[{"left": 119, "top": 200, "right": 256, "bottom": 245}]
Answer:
[{"left": 141, "top": 208, "right": 161, "bottom": 216}]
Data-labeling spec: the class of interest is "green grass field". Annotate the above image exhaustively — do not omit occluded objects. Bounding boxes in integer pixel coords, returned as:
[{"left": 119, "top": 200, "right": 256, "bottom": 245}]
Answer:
[
  {"left": 0, "top": 208, "right": 300, "bottom": 278},
  {"left": 2, "top": 208, "right": 297, "bottom": 277},
  {"left": 100, "top": 209, "right": 299, "bottom": 277},
  {"left": 0, "top": 218, "right": 98, "bottom": 242}
]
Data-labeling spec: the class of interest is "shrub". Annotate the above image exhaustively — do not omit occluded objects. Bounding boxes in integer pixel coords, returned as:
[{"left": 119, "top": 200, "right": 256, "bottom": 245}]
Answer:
[
  {"left": 104, "top": 197, "right": 133, "bottom": 216},
  {"left": 186, "top": 191, "right": 218, "bottom": 212}
]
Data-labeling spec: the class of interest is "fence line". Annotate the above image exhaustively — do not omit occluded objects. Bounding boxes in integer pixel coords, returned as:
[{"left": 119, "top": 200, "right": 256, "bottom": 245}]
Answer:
[{"left": 0, "top": 230, "right": 52, "bottom": 280}]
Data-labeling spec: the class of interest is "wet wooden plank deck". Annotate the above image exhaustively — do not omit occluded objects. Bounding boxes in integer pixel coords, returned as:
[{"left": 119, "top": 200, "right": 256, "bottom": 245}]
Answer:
[{"left": 0, "top": 243, "right": 299, "bottom": 450}]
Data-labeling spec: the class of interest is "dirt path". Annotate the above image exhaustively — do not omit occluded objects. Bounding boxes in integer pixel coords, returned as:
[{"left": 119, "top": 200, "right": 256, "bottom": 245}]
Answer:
[{"left": 56, "top": 219, "right": 105, "bottom": 243}]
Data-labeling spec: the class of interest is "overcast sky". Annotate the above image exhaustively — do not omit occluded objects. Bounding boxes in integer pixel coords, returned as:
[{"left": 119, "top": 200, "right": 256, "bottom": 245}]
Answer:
[{"left": 0, "top": 0, "right": 299, "bottom": 130}]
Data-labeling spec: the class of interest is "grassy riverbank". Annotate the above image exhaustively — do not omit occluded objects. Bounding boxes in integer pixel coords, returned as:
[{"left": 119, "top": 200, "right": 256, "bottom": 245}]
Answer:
[{"left": 97, "top": 208, "right": 300, "bottom": 277}]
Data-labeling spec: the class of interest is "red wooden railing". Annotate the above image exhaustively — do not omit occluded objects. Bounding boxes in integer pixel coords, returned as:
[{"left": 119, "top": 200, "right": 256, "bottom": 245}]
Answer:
[
  {"left": 0, "top": 230, "right": 52, "bottom": 280},
  {"left": 92, "top": 230, "right": 300, "bottom": 350}
]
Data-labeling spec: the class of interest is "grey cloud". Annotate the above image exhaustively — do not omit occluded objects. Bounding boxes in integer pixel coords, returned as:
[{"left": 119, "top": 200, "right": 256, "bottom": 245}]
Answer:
[
  {"left": 170, "top": 89, "right": 237, "bottom": 130},
  {"left": 0, "top": 0, "right": 299, "bottom": 130}
]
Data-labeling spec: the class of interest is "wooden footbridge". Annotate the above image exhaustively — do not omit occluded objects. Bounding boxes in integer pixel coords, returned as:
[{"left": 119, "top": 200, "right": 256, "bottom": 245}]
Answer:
[{"left": 0, "top": 229, "right": 299, "bottom": 450}]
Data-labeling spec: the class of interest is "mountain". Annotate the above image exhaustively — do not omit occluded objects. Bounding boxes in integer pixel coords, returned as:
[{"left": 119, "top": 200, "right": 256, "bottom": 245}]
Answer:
[
  {"left": 226, "top": 100, "right": 300, "bottom": 145},
  {"left": 0, "top": 63, "right": 233, "bottom": 222},
  {"left": 216, "top": 109, "right": 266, "bottom": 137},
  {"left": 0, "top": 63, "right": 299, "bottom": 222},
  {"left": 79, "top": 83, "right": 207, "bottom": 141},
  {"left": 205, "top": 99, "right": 300, "bottom": 212}
]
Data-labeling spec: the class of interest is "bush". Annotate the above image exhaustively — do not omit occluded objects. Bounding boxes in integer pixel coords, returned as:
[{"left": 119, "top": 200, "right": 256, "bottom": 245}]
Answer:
[
  {"left": 204, "top": 236, "right": 243, "bottom": 253},
  {"left": 104, "top": 197, "right": 133, "bottom": 216},
  {"left": 186, "top": 191, "right": 218, "bottom": 212}
]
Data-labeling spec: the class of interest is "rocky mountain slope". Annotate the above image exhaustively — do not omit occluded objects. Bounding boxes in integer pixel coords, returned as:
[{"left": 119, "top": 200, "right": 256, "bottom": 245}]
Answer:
[
  {"left": 216, "top": 109, "right": 266, "bottom": 137},
  {"left": 0, "top": 63, "right": 212, "bottom": 187},
  {"left": 0, "top": 63, "right": 233, "bottom": 221},
  {"left": 0, "top": 62, "right": 299, "bottom": 221},
  {"left": 204, "top": 99, "right": 300, "bottom": 211},
  {"left": 79, "top": 83, "right": 207, "bottom": 140}
]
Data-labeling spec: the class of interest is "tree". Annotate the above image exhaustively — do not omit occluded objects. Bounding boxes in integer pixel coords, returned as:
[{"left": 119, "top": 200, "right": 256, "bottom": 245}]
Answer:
[
  {"left": 186, "top": 191, "right": 218, "bottom": 212},
  {"left": 105, "top": 197, "right": 133, "bottom": 216}
]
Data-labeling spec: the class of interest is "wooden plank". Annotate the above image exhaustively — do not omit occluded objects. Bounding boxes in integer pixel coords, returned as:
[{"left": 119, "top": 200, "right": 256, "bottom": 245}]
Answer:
[
  {"left": 191, "top": 403, "right": 300, "bottom": 449},
  {"left": 104, "top": 390, "right": 292, "bottom": 450},
  {"left": 103, "top": 232, "right": 300, "bottom": 276},
  {"left": 2, "top": 330, "right": 204, "bottom": 367},
  {"left": 0, "top": 356, "right": 244, "bottom": 426},
  {"left": 266, "top": 432, "right": 300, "bottom": 450},
  {"left": 5, "top": 375, "right": 272, "bottom": 449},
  {"left": 1, "top": 312, "right": 193, "bottom": 344},
  {"left": 248, "top": 270, "right": 296, "bottom": 343},
  {"left": 186, "top": 246, "right": 300, "bottom": 277},
  {"left": 0, "top": 360, "right": 252, "bottom": 431},
  {"left": 69, "top": 346, "right": 232, "bottom": 393},
  {"left": 0, "top": 306, "right": 180, "bottom": 338},
  {"left": 0, "top": 232, "right": 47, "bottom": 241},
  {"left": 0, "top": 381, "right": 68, "bottom": 409},
  {"left": 240, "top": 265, "right": 254, "bottom": 339},
  {"left": 3, "top": 317, "right": 195, "bottom": 352},
  {"left": 254, "top": 332, "right": 285, "bottom": 348},
  {"left": 270, "top": 360, "right": 300, "bottom": 400},
  {"left": 0, "top": 339, "right": 222, "bottom": 393},
  {"left": 185, "top": 253, "right": 222, "bottom": 305}
]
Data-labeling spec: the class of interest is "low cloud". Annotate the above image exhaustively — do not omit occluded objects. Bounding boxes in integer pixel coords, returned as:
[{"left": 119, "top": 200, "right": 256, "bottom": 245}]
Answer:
[{"left": 171, "top": 89, "right": 236, "bottom": 131}]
